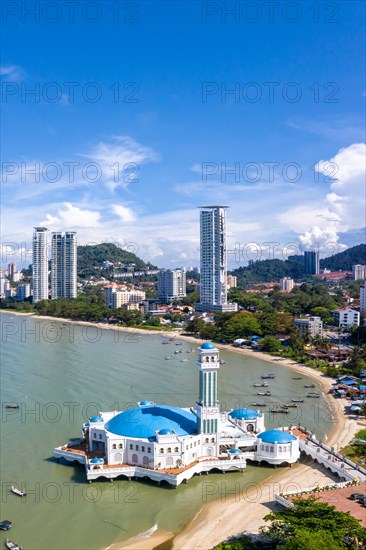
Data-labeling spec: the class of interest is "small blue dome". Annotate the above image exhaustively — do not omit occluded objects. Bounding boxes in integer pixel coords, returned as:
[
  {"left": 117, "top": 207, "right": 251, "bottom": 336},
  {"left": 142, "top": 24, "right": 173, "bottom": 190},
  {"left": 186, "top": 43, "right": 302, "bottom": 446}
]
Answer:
[
  {"left": 200, "top": 342, "right": 217, "bottom": 350},
  {"left": 229, "top": 448, "right": 241, "bottom": 454},
  {"left": 229, "top": 408, "right": 261, "bottom": 420},
  {"left": 105, "top": 405, "right": 198, "bottom": 439},
  {"left": 90, "top": 457, "right": 104, "bottom": 464},
  {"left": 158, "top": 428, "right": 174, "bottom": 435},
  {"left": 257, "top": 430, "right": 296, "bottom": 444},
  {"left": 90, "top": 416, "right": 103, "bottom": 423},
  {"left": 83, "top": 422, "right": 90, "bottom": 427},
  {"left": 140, "top": 400, "right": 154, "bottom": 406}
]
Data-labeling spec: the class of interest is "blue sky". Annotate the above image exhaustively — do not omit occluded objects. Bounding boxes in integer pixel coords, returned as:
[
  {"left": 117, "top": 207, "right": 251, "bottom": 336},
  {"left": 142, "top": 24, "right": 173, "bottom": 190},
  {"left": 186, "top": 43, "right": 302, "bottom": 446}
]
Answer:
[{"left": 1, "top": 0, "right": 365, "bottom": 268}]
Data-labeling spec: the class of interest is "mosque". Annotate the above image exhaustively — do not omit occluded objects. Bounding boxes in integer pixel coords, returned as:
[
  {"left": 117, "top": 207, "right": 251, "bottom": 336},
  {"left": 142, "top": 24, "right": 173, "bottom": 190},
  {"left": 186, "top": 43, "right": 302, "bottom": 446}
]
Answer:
[{"left": 54, "top": 343, "right": 300, "bottom": 486}]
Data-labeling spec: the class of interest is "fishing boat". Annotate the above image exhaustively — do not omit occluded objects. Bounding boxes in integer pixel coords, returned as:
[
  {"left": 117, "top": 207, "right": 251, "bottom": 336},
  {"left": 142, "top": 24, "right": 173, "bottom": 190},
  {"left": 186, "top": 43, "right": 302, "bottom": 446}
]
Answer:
[
  {"left": 0, "top": 521, "right": 12, "bottom": 531},
  {"left": 10, "top": 487, "right": 26, "bottom": 497},
  {"left": 269, "top": 408, "right": 289, "bottom": 414},
  {"left": 5, "top": 539, "right": 22, "bottom": 550},
  {"left": 261, "top": 374, "right": 275, "bottom": 379},
  {"left": 254, "top": 383, "right": 269, "bottom": 387},
  {"left": 175, "top": 342, "right": 183, "bottom": 346},
  {"left": 250, "top": 402, "right": 267, "bottom": 407},
  {"left": 282, "top": 403, "right": 298, "bottom": 408},
  {"left": 306, "top": 393, "right": 320, "bottom": 398},
  {"left": 304, "top": 384, "right": 316, "bottom": 388},
  {"left": 165, "top": 356, "right": 173, "bottom": 360},
  {"left": 291, "top": 398, "right": 304, "bottom": 403},
  {"left": 257, "top": 391, "right": 271, "bottom": 396},
  {"left": 180, "top": 359, "right": 189, "bottom": 362},
  {"left": 292, "top": 377, "right": 302, "bottom": 380},
  {"left": 4, "top": 404, "right": 19, "bottom": 409},
  {"left": 219, "top": 360, "right": 226, "bottom": 364},
  {"left": 162, "top": 341, "right": 171, "bottom": 345}
]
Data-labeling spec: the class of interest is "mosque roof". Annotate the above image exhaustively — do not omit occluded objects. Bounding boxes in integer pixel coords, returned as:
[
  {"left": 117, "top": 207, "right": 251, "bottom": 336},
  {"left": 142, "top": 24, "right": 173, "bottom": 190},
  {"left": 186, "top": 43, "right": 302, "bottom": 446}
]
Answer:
[
  {"left": 257, "top": 430, "right": 296, "bottom": 444},
  {"left": 229, "top": 408, "right": 261, "bottom": 420},
  {"left": 105, "top": 404, "right": 198, "bottom": 439},
  {"left": 200, "top": 342, "right": 217, "bottom": 350}
]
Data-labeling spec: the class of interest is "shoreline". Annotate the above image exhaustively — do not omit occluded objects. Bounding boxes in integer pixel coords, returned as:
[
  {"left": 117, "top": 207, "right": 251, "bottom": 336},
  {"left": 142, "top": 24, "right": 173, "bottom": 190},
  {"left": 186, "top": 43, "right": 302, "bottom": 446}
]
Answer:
[{"left": 2, "top": 310, "right": 365, "bottom": 549}]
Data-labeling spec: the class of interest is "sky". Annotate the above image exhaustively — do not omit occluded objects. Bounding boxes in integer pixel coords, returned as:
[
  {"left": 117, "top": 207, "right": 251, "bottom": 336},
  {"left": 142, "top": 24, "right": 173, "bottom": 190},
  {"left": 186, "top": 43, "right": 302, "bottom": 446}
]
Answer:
[{"left": 1, "top": 0, "right": 365, "bottom": 269}]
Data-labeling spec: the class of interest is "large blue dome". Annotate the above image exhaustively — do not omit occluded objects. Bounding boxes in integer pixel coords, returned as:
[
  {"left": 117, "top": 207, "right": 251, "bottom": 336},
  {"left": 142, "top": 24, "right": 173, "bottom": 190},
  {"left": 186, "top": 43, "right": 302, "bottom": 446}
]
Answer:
[
  {"left": 105, "top": 405, "right": 198, "bottom": 439},
  {"left": 200, "top": 342, "right": 217, "bottom": 350},
  {"left": 257, "top": 430, "right": 296, "bottom": 444},
  {"left": 229, "top": 408, "right": 261, "bottom": 420}
]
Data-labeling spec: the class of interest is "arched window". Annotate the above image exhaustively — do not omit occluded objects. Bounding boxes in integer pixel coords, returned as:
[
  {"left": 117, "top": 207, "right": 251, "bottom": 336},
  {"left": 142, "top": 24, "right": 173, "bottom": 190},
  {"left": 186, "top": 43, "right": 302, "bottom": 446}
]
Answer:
[
  {"left": 205, "top": 357, "right": 209, "bottom": 362},
  {"left": 118, "top": 443, "right": 123, "bottom": 449},
  {"left": 135, "top": 445, "right": 139, "bottom": 451},
  {"left": 194, "top": 441, "right": 196, "bottom": 446},
  {"left": 211, "top": 438, "right": 215, "bottom": 443},
  {"left": 167, "top": 447, "right": 172, "bottom": 453},
  {"left": 270, "top": 446, "right": 274, "bottom": 453},
  {"left": 147, "top": 447, "right": 151, "bottom": 453},
  {"left": 186, "top": 445, "right": 188, "bottom": 450},
  {"left": 159, "top": 448, "right": 164, "bottom": 454},
  {"left": 132, "top": 454, "right": 138, "bottom": 463},
  {"left": 205, "top": 438, "right": 209, "bottom": 444},
  {"left": 211, "top": 356, "right": 215, "bottom": 362},
  {"left": 190, "top": 443, "right": 192, "bottom": 448},
  {"left": 278, "top": 446, "right": 282, "bottom": 453},
  {"left": 174, "top": 447, "right": 179, "bottom": 453},
  {"left": 141, "top": 446, "right": 145, "bottom": 452},
  {"left": 129, "top": 444, "right": 133, "bottom": 450},
  {"left": 112, "top": 444, "right": 116, "bottom": 450},
  {"left": 99, "top": 434, "right": 102, "bottom": 439}
]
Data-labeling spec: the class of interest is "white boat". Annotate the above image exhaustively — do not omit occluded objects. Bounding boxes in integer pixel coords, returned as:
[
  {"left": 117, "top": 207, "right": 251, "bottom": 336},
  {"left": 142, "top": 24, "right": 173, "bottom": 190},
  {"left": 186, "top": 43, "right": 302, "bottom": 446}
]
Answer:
[
  {"left": 180, "top": 359, "right": 189, "bottom": 362},
  {"left": 6, "top": 540, "right": 22, "bottom": 550},
  {"left": 10, "top": 486, "right": 27, "bottom": 497}
]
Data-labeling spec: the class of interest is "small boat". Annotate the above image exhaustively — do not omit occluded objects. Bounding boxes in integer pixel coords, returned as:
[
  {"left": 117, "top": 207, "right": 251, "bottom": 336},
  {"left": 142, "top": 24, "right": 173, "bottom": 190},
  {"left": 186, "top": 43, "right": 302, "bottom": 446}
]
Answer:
[
  {"left": 292, "top": 377, "right": 302, "bottom": 380},
  {"left": 306, "top": 393, "right": 320, "bottom": 398},
  {"left": 5, "top": 539, "right": 22, "bottom": 550},
  {"left": 283, "top": 403, "right": 298, "bottom": 408},
  {"left": 175, "top": 343, "right": 183, "bottom": 346},
  {"left": 257, "top": 391, "right": 271, "bottom": 396},
  {"left": 180, "top": 359, "right": 189, "bottom": 362},
  {"left": 250, "top": 402, "right": 267, "bottom": 407},
  {"left": 165, "top": 356, "right": 173, "bottom": 360},
  {"left": 4, "top": 404, "right": 19, "bottom": 409},
  {"left": 291, "top": 398, "right": 304, "bottom": 403},
  {"left": 162, "top": 341, "right": 171, "bottom": 345},
  {"left": 261, "top": 374, "right": 275, "bottom": 379},
  {"left": 304, "top": 384, "right": 316, "bottom": 388},
  {"left": 10, "top": 486, "right": 26, "bottom": 497},
  {"left": 0, "top": 521, "right": 12, "bottom": 531},
  {"left": 219, "top": 360, "right": 226, "bottom": 364},
  {"left": 269, "top": 408, "right": 289, "bottom": 414},
  {"left": 254, "top": 383, "right": 269, "bottom": 387}
]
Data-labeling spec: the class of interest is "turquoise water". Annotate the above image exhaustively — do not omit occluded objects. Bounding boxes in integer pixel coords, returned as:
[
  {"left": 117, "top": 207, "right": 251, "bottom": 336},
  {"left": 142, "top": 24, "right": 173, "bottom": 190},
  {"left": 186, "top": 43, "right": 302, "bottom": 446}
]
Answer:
[{"left": 0, "top": 312, "right": 335, "bottom": 549}]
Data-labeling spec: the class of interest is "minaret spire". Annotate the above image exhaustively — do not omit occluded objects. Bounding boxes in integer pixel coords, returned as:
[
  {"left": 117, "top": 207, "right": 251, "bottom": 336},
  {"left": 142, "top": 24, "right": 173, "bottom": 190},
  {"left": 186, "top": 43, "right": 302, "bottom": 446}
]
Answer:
[{"left": 196, "top": 342, "right": 221, "bottom": 436}]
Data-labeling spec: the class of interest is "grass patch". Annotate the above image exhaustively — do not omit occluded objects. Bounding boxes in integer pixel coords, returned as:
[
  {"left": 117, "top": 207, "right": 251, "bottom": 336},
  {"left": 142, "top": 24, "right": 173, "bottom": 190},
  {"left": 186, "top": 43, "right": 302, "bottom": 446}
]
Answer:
[{"left": 341, "top": 429, "right": 366, "bottom": 465}]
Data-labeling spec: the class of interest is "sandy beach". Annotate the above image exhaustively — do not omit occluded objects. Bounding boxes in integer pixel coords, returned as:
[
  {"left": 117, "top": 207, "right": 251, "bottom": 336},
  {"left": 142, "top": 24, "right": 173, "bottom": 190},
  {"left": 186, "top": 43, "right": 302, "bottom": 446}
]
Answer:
[{"left": 3, "top": 311, "right": 365, "bottom": 549}]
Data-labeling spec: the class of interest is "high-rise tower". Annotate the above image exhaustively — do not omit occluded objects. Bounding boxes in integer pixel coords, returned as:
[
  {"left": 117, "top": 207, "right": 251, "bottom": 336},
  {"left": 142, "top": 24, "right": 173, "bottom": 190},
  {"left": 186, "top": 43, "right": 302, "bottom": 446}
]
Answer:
[
  {"left": 196, "top": 206, "right": 237, "bottom": 312},
  {"left": 51, "top": 231, "right": 77, "bottom": 299},
  {"left": 32, "top": 227, "right": 49, "bottom": 303}
]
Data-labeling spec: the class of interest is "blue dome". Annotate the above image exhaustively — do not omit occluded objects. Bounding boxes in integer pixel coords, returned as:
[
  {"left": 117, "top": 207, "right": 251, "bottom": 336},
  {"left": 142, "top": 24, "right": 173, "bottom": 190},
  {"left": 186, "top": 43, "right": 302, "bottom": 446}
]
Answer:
[
  {"left": 90, "top": 457, "right": 104, "bottom": 464},
  {"left": 158, "top": 428, "right": 174, "bottom": 435},
  {"left": 90, "top": 416, "right": 103, "bottom": 423},
  {"left": 229, "top": 448, "right": 241, "bottom": 454},
  {"left": 257, "top": 430, "right": 296, "bottom": 444},
  {"left": 83, "top": 422, "right": 90, "bottom": 427},
  {"left": 200, "top": 342, "right": 217, "bottom": 350},
  {"left": 140, "top": 400, "right": 154, "bottom": 406},
  {"left": 105, "top": 405, "right": 198, "bottom": 439},
  {"left": 229, "top": 408, "right": 261, "bottom": 420}
]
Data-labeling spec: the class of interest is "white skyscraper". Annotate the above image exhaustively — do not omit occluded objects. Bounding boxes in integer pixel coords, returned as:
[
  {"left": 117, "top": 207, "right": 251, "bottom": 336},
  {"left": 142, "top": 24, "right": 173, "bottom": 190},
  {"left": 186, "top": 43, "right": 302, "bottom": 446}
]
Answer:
[
  {"left": 51, "top": 232, "right": 77, "bottom": 299},
  {"left": 32, "top": 227, "right": 49, "bottom": 303},
  {"left": 352, "top": 265, "right": 366, "bottom": 281},
  {"left": 157, "top": 268, "right": 186, "bottom": 303},
  {"left": 196, "top": 206, "right": 237, "bottom": 312}
]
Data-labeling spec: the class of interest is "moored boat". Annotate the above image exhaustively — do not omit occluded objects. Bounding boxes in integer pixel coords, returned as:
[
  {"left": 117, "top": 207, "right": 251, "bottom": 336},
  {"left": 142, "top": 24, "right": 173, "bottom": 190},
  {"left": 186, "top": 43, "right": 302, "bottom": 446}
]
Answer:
[
  {"left": 6, "top": 539, "right": 22, "bottom": 550},
  {"left": 304, "top": 384, "right": 316, "bottom": 388},
  {"left": 0, "top": 520, "right": 12, "bottom": 531},
  {"left": 10, "top": 487, "right": 26, "bottom": 497},
  {"left": 257, "top": 391, "right": 271, "bottom": 396},
  {"left": 269, "top": 408, "right": 289, "bottom": 414},
  {"left": 282, "top": 403, "right": 298, "bottom": 408},
  {"left": 261, "top": 374, "right": 275, "bottom": 379},
  {"left": 254, "top": 382, "right": 269, "bottom": 387},
  {"left": 4, "top": 404, "right": 19, "bottom": 409},
  {"left": 306, "top": 393, "right": 320, "bottom": 398},
  {"left": 291, "top": 398, "right": 304, "bottom": 403}
]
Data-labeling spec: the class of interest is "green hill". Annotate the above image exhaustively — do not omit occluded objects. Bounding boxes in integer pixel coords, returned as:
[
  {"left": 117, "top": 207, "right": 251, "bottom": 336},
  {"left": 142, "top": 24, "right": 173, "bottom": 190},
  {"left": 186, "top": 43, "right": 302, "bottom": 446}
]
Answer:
[
  {"left": 77, "top": 243, "right": 157, "bottom": 279},
  {"left": 320, "top": 243, "right": 366, "bottom": 271},
  {"left": 231, "top": 243, "right": 365, "bottom": 287}
]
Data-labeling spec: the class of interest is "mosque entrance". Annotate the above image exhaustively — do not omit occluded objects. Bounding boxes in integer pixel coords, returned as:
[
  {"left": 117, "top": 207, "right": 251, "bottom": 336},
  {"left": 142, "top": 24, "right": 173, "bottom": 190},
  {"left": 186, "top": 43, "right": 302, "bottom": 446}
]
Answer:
[
  {"left": 247, "top": 424, "right": 254, "bottom": 432},
  {"left": 207, "top": 447, "right": 213, "bottom": 456}
]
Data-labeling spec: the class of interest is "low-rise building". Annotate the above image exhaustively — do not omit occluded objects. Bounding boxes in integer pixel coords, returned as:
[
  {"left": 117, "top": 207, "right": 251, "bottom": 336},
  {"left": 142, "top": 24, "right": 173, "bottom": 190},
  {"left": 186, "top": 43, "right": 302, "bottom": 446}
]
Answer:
[
  {"left": 360, "top": 284, "right": 366, "bottom": 317},
  {"left": 331, "top": 307, "right": 360, "bottom": 327},
  {"left": 226, "top": 275, "right": 237, "bottom": 289},
  {"left": 294, "top": 316, "right": 323, "bottom": 337},
  {"left": 104, "top": 283, "right": 146, "bottom": 309}
]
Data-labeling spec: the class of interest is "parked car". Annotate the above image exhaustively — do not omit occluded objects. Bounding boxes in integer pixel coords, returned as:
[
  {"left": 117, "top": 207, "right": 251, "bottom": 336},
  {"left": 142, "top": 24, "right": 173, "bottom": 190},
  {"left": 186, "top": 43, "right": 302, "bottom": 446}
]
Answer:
[{"left": 349, "top": 493, "right": 364, "bottom": 500}]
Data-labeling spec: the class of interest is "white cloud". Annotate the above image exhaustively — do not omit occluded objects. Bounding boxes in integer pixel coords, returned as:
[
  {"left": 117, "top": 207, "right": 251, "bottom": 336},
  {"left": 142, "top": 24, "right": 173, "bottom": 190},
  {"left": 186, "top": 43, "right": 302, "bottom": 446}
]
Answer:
[
  {"left": 0, "top": 65, "right": 24, "bottom": 81},
  {"left": 80, "top": 136, "right": 159, "bottom": 192},
  {"left": 112, "top": 204, "right": 136, "bottom": 222},
  {"left": 40, "top": 202, "right": 101, "bottom": 229},
  {"left": 279, "top": 143, "right": 366, "bottom": 249}
]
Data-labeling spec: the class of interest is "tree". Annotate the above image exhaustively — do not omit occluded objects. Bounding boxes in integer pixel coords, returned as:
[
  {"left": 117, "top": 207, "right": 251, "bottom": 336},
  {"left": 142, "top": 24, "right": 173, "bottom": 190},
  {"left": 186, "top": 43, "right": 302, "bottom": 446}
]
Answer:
[
  {"left": 277, "top": 529, "right": 342, "bottom": 549},
  {"left": 258, "top": 336, "right": 282, "bottom": 352}
]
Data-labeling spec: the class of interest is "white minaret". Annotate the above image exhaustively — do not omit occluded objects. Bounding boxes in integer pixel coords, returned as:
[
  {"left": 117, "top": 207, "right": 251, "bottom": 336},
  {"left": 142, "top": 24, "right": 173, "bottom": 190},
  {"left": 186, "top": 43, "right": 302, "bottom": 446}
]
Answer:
[{"left": 196, "top": 342, "right": 221, "bottom": 457}]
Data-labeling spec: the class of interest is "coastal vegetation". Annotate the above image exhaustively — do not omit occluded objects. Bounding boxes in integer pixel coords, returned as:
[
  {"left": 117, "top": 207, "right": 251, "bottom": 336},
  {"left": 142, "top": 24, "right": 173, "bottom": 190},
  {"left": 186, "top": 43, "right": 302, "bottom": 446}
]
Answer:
[
  {"left": 214, "top": 498, "right": 366, "bottom": 549},
  {"left": 341, "top": 430, "right": 366, "bottom": 465}
]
